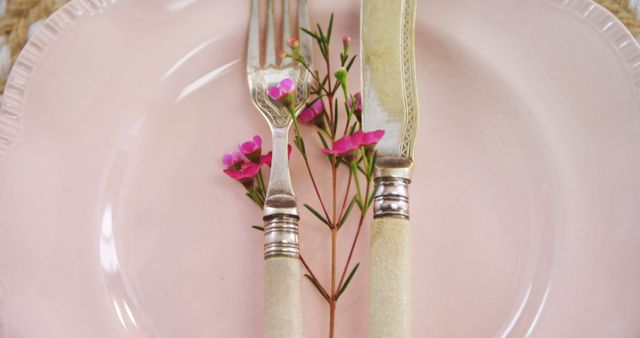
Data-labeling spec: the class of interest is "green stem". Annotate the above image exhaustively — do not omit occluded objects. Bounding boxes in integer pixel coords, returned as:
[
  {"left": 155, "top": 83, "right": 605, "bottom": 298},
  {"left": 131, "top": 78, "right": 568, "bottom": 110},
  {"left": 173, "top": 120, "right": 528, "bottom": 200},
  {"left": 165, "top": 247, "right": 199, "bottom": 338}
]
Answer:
[
  {"left": 350, "top": 163, "right": 364, "bottom": 210},
  {"left": 289, "top": 107, "right": 332, "bottom": 221},
  {"left": 337, "top": 172, "right": 372, "bottom": 292}
]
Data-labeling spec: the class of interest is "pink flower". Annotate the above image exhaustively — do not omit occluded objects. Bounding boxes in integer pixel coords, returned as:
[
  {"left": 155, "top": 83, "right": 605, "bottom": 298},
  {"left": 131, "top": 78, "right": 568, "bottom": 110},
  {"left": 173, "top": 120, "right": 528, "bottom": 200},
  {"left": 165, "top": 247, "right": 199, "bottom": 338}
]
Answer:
[
  {"left": 268, "top": 86, "right": 283, "bottom": 101},
  {"left": 222, "top": 150, "right": 244, "bottom": 170},
  {"left": 239, "top": 135, "right": 262, "bottom": 163},
  {"left": 280, "top": 78, "right": 295, "bottom": 94},
  {"left": 224, "top": 162, "right": 262, "bottom": 188},
  {"left": 360, "top": 130, "right": 384, "bottom": 147},
  {"left": 298, "top": 99, "right": 326, "bottom": 128},
  {"left": 357, "top": 129, "right": 385, "bottom": 156},
  {"left": 349, "top": 92, "right": 362, "bottom": 122},
  {"left": 268, "top": 78, "right": 296, "bottom": 102},
  {"left": 261, "top": 145, "right": 293, "bottom": 167},
  {"left": 322, "top": 133, "right": 362, "bottom": 162},
  {"left": 322, "top": 129, "right": 385, "bottom": 161}
]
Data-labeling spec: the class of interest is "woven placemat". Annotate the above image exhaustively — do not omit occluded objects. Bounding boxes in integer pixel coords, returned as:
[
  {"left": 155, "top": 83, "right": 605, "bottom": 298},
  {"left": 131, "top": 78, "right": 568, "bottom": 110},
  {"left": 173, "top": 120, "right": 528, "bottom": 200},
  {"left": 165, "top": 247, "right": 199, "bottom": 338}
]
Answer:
[{"left": 0, "top": 0, "right": 638, "bottom": 94}]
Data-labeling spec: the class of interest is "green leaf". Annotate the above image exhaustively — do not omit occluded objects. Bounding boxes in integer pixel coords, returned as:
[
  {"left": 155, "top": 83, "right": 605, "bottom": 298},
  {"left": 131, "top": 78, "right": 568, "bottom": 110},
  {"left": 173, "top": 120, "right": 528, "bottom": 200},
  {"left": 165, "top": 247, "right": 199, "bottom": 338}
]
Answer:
[
  {"left": 326, "top": 13, "right": 335, "bottom": 42},
  {"left": 368, "top": 151, "right": 378, "bottom": 177},
  {"left": 332, "top": 97, "right": 339, "bottom": 135},
  {"left": 319, "top": 130, "right": 334, "bottom": 162},
  {"left": 318, "top": 42, "right": 328, "bottom": 61},
  {"left": 300, "top": 27, "right": 320, "bottom": 41},
  {"left": 346, "top": 55, "right": 357, "bottom": 71},
  {"left": 349, "top": 123, "right": 358, "bottom": 135},
  {"left": 316, "top": 23, "right": 325, "bottom": 42},
  {"left": 317, "top": 131, "right": 330, "bottom": 150},
  {"left": 304, "top": 204, "right": 332, "bottom": 229},
  {"left": 338, "top": 196, "right": 357, "bottom": 228},
  {"left": 294, "top": 136, "right": 306, "bottom": 155},
  {"left": 305, "top": 274, "right": 329, "bottom": 301},
  {"left": 366, "top": 189, "right": 376, "bottom": 210},
  {"left": 343, "top": 101, "right": 352, "bottom": 120},
  {"left": 251, "top": 225, "right": 265, "bottom": 232},
  {"left": 336, "top": 263, "right": 360, "bottom": 300},
  {"left": 246, "top": 191, "right": 263, "bottom": 208}
]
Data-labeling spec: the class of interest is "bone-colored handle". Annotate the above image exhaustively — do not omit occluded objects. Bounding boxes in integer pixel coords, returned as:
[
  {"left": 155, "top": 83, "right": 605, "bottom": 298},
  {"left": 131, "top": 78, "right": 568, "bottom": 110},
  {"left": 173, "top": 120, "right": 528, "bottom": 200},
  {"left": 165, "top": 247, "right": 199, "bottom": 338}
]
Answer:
[
  {"left": 264, "top": 256, "right": 303, "bottom": 338},
  {"left": 369, "top": 216, "right": 412, "bottom": 338}
]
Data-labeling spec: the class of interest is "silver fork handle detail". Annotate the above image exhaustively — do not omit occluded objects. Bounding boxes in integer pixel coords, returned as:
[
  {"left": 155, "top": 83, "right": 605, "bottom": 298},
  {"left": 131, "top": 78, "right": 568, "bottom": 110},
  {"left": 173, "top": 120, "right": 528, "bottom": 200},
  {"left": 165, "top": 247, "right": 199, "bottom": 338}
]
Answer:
[
  {"left": 264, "top": 214, "right": 299, "bottom": 259},
  {"left": 264, "top": 127, "right": 297, "bottom": 217}
]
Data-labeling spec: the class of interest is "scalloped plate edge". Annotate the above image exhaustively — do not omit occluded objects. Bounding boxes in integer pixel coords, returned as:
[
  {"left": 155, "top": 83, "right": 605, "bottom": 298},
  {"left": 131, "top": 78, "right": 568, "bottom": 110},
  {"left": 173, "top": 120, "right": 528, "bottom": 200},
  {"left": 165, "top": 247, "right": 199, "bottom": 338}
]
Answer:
[
  {"left": 0, "top": 0, "right": 116, "bottom": 160},
  {"left": 546, "top": 0, "right": 640, "bottom": 115}
]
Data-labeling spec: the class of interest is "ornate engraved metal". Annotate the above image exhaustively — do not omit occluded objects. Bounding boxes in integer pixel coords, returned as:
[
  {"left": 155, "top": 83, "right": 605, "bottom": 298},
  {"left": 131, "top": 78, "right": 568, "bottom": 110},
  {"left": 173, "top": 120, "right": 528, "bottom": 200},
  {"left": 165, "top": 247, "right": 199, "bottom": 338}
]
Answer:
[
  {"left": 264, "top": 214, "right": 300, "bottom": 259},
  {"left": 248, "top": 66, "right": 310, "bottom": 129},
  {"left": 399, "top": 0, "right": 418, "bottom": 160},
  {"left": 373, "top": 176, "right": 411, "bottom": 219},
  {"left": 246, "top": 0, "right": 312, "bottom": 259}
]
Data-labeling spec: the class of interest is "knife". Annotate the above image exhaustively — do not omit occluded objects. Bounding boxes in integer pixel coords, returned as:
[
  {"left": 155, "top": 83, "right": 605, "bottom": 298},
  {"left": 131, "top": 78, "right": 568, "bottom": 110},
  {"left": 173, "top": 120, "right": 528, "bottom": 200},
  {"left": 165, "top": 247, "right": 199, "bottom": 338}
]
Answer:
[{"left": 361, "top": 0, "right": 418, "bottom": 337}]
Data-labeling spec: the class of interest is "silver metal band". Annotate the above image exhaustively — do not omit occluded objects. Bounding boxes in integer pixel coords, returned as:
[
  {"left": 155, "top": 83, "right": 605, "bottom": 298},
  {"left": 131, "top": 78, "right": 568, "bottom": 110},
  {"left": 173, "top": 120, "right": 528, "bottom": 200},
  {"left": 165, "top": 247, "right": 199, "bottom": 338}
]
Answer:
[
  {"left": 263, "top": 214, "right": 300, "bottom": 259},
  {"left": 373, "top": 176, "right": 411, "bottom": 219}
]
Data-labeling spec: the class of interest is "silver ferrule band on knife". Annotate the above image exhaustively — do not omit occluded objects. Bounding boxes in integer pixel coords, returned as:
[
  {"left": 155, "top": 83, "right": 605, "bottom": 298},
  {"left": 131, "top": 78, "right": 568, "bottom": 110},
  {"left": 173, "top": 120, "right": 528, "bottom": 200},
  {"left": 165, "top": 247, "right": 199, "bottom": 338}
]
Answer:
[
  {"left": 373, "top": 165, "right": 412, "bottom": 219},
  {"left": 263, "top": 214, "right": 300, "bottom": 259}
]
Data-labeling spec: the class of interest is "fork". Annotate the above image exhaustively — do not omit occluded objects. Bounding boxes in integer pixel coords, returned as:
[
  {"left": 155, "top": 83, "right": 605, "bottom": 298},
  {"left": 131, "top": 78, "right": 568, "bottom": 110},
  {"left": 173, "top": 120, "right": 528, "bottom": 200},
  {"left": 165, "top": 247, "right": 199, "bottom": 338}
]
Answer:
[{"left": 246, "top": 0, "right": 312, "bottom": 337}]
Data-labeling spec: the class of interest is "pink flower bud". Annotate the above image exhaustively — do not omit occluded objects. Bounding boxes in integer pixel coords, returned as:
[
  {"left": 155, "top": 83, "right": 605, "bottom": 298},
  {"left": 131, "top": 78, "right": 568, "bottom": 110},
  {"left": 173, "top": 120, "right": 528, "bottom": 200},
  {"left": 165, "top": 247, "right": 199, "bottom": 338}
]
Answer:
[
  {"left": 349, "top": 92, "right": 362, "bottom": 122},
  {"left": 343, "top": 35, "right": 351, "bottom": 47},
  {"left": 288, "top": 37, "right": 299, "bottom": 48}
]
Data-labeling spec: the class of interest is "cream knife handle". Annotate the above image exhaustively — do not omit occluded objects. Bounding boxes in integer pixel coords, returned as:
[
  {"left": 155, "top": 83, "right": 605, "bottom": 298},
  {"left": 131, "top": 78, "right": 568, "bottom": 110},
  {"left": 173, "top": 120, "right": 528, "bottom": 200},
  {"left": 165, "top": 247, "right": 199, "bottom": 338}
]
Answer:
[
  {"left": 369, "top": 173, "right": 412, "bottom": 338},
  {"left": 263, "top": 214, "right": 303, "bottom": 338},
  {"left": 369, "top": 216, "right": 412, "bottom": 338}
]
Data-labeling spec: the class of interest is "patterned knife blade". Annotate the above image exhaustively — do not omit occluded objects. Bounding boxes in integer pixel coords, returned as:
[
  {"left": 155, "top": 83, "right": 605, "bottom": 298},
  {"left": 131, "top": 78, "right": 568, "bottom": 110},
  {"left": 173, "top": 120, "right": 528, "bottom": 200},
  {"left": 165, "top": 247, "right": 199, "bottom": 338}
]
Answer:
[{"left": 361, "top": 0, "right": 418, "bottom": 337}]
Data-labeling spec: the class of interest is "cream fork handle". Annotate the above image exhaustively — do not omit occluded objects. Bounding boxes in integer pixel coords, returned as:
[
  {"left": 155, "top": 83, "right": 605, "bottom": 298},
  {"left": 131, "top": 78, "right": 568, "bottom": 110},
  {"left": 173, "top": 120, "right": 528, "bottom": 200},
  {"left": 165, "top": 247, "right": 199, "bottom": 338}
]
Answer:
[
  {"left": 264, "top": 256, "right": 303, "bottom": 338},
  {"left": 263, "top": 213, "right": 303, "bottom": 338}
]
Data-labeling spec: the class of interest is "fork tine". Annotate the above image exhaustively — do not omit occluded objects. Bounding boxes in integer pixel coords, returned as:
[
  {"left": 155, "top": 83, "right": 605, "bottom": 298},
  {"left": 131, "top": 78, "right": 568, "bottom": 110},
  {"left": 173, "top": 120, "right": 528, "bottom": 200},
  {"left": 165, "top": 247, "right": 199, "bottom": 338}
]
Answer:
[
  {"left": 265, "top": 0, "right": 277, "bottom": 66},
  {"left": 281, "top": 0, "right": 291, "bottom": 65},
  {"left": 298, "top": 0, "right": 312, "bottom": 67},
  {"left": 247, "top": 0, "right": 260, "bottom": 70}
]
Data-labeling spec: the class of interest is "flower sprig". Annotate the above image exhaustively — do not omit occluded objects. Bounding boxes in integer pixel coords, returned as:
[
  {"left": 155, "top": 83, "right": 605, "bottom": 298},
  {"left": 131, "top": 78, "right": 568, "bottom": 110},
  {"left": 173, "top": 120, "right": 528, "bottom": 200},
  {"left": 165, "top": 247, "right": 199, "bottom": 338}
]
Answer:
[
  {"left": 222, "top": 135, "right": 291, "bottom": 209},
  {"left": 278, "top": 14, "right": 384, "bottom": 338},
  {"left": 221, "top": 14, "right": 383, "bottom": 338}
]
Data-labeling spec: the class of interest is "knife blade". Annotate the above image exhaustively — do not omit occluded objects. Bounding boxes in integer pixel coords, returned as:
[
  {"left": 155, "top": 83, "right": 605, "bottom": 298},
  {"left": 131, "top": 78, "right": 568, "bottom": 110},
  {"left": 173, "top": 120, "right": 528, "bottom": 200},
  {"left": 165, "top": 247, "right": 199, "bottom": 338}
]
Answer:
[{"left": 361, "top": 0, "right": 418, "bottom": 337}]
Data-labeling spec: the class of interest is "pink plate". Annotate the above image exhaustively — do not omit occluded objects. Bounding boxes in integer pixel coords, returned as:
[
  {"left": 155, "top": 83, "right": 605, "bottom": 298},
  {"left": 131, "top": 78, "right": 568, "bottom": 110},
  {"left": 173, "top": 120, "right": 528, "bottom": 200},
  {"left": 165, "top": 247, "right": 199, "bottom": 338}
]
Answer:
[{"left": 1, "top": 0, "right": 640, "bottom": 337}]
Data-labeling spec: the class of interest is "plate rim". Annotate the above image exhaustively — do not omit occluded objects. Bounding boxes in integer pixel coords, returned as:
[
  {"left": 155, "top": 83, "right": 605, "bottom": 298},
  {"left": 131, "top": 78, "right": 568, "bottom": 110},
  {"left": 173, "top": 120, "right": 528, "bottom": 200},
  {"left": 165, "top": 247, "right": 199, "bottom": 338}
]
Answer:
[
  {"left": 0, "top": 0, "right": 114, "bottom": 161},
  {"left": 0, "top": 0, "right": 639, "bottom": 335}
]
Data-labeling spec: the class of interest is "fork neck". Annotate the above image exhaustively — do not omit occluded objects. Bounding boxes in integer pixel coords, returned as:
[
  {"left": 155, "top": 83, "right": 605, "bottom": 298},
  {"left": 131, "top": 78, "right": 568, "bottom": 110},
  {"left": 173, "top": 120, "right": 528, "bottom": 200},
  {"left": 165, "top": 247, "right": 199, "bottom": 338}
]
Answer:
[{"left": 264, "top": 126, "right": 298, "bottom": 217}]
